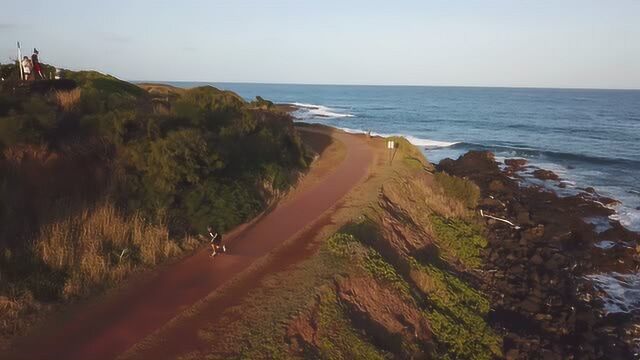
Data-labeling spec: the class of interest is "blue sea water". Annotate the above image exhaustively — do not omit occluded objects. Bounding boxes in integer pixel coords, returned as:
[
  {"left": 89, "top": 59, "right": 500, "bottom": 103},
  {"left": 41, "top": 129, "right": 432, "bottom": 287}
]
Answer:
[{"left": 167, "top": 82, "right": 640, "bottom": 232}]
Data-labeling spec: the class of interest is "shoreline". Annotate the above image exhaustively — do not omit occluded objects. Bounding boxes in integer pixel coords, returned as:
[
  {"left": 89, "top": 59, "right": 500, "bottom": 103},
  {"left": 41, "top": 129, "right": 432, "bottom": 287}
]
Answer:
[
  {"left": 295, "top": 112, "right": 640, "bottom": 356},
  {"left": 3, "top": 77, "right": 637, "bottom": 358},
  {"left": 282, "top": 101, "right": 640, "bottom": 234},
  {"left": 439, "top": 151, "right": 640, "bottom": 358}
]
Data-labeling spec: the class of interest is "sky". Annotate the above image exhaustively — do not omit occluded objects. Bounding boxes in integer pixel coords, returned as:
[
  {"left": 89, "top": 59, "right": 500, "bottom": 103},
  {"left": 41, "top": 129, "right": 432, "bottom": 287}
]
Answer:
[{"left": 1, "top": 0, "right": 639, "bottom": 89}]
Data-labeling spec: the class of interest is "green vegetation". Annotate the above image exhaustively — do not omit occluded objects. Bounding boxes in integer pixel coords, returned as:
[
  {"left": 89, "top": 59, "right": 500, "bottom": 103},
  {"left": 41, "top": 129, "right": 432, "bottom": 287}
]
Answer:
[
  {"left": 250, "top": 96, "right": 274, "bottom": 109},
  {"left": 430, "top": 215, "right": 487, "bottom": 269},
  {"left": 63, "top": 70, "right": 147, "bottom": 99},
  {"left": 387, "top": 136, "right": 431, "bottom": 171},
  {"left": 118, "top": 131, "right": 501, "bottom": 359},
  {"left": 319, "top": 142, "right": 499, "bottom": 359},
  {"left": 408, "top": 258, "right": 501, "bottom": 360},
  {"left": 0, "top": 70, "right": 310, "bottom": 343},
  {"left": 434, "top": 171, "right": 480, "bottom": 209},
  {"left": 311, "top": 288, "right": 388, "bottom": 360},
  {"left": 328, "top": 225, "right": 500, "bottom": 360},
  {"left": 328, "top": 233, "right": 411, "bottom": 299}
]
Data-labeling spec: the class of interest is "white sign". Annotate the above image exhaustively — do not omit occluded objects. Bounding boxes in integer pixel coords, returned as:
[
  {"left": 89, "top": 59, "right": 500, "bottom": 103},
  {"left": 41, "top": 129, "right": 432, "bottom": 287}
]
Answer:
[{"left": 387, "top": 140, "right": 395, "bottom": 149}]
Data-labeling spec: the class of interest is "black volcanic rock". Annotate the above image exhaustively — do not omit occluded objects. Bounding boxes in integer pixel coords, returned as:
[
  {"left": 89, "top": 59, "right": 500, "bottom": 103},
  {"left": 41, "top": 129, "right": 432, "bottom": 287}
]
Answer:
[
  {"left": 439, "top": 151, "right": 640, "bottom": 359},
  {"left": 533, "top": 169, "right": 560, "bottom": 181}
]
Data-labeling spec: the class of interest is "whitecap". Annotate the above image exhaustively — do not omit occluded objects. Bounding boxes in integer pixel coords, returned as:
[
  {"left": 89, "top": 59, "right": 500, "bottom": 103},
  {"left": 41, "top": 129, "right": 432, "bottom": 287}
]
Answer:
[
  {"left": 334, "top": 127, "right": 460, "bottom": 149},
  {"left": 291, "top": 102, "right": 354, "bottom": 119},
  {"left": 404, "top": 135, "right": 460, "bottom": 149}
]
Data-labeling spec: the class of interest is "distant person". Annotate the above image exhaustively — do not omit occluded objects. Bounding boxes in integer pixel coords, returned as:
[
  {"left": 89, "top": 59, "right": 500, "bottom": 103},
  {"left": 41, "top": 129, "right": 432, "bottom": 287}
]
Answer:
[
  {"left": 21, "top": 56, "right": 32, "bottom": 80},
  {"left": 208, "top": 226, "right": 226, "bottom": 257},
  {"left": 32, "top": 49, "right": 44, "bottom": 80}
]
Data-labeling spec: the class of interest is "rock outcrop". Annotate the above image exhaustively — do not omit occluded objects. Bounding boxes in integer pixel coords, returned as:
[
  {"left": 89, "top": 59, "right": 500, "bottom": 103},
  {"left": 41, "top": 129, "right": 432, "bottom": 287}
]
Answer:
[{"left": 439, "top": 151, "right": 640, "bottom": 359}]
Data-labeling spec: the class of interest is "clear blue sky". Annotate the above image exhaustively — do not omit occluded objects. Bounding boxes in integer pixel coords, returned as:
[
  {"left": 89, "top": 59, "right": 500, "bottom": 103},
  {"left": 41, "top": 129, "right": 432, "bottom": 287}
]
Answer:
[{"left": 1, "top": 0, "right": 639, "bottom": 89}]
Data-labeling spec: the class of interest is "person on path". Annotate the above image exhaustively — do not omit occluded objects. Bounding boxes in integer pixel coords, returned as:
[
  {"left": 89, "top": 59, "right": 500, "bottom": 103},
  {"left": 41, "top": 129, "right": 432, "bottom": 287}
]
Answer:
[
  {"left": 208, "top": 226, "right": 226, "bottom": 257},
  {"left": 21, "top": 56, "right": 32, "bottom": 80},
  {"left": 32, "top": 48, "right": 44, "bottom": 80}
]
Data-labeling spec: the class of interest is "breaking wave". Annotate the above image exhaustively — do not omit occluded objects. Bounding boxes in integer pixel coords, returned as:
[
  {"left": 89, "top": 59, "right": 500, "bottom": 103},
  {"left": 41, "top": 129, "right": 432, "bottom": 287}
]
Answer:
[
  {"left": 336, "top": 127, "right": 459, "bottom": 149},
  {"left": 292, "top": 102, "right": 354, "bottom": 119},
  {"left": 452, "top": 142, "right": 640, "bottom": 168}
]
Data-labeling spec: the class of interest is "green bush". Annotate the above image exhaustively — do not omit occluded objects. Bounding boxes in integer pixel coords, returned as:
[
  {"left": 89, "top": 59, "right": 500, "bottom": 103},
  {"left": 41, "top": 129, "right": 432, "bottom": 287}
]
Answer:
[
  {"left": 0, "top": 97, "right": 57, "bottom": 146},
  {"left": 434, "top": 171, "right": 480, "bottom": 209},
  {"left": 251, "top": 96, "right": 274, "bottom": 109},
  {"left": 0, "top": 70, "right": 309, "bottom": 306}
]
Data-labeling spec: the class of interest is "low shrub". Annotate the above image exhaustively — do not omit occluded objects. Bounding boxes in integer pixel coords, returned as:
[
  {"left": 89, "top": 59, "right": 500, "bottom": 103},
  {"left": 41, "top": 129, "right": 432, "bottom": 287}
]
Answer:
[{"left": 434, "top": 172, "right": 480, "bottom": 209}]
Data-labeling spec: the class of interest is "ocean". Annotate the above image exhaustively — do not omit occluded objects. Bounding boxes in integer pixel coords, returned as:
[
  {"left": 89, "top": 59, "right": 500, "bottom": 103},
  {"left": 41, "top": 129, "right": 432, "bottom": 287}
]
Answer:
[{"left": 167, "top": 82, "right": 640, "bottom": 233}]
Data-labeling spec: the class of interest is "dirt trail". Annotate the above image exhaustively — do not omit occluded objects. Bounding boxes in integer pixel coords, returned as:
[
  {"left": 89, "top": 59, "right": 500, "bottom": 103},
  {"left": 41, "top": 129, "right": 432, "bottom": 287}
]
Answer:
[{"left": 10, "top": 127, "right": 373, "bottom": 360}]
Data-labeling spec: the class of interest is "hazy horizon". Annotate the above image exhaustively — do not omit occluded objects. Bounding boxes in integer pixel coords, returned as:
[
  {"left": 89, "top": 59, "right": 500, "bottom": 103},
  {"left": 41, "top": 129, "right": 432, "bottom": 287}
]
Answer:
[
  {"left": 2, "top": 0, "right": 639, "bottom": 90},
  {"left": 140, "top": 79, "right": 640, "bottom": 91}
]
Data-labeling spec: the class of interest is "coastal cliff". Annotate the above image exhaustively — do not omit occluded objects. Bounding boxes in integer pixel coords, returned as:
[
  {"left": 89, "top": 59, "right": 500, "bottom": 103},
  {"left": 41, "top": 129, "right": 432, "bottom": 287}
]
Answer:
[
  {"left": 152, "top": 132, "right": 639, "bottom": 359},
  {"left": 150, "top": 135, "right": 502, "bottom": 359},
  {"left": 1, "top": 72, "right": 637, "bottom": 359}
]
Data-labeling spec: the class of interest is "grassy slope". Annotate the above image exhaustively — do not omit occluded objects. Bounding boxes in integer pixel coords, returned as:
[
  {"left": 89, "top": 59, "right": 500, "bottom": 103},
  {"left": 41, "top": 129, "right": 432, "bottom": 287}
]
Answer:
[{"left": 161, "top": 133, "right": 502, "bottom": 359}]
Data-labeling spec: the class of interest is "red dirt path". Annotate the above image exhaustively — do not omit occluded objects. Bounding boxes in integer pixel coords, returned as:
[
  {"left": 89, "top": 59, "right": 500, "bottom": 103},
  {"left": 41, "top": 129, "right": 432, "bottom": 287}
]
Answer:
[{"left": 10, "top": 128, "right": 373, "bottom": 360}]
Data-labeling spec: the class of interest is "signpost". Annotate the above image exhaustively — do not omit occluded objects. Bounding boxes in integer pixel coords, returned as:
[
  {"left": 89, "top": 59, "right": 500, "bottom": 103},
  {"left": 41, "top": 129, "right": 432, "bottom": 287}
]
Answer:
[
  {"left": 17, "top": 41, "right": 24, "bottom": 81},
  {"left": 387, "top": 140, "right": 398, "bottom": 165}
]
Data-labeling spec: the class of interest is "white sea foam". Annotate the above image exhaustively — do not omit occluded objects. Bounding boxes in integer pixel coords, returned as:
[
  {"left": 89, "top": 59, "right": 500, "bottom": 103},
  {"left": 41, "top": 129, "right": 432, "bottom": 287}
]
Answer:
[
  {"left": 493, "top": 153, "right": 640, "bottom": 232},
  {"left": 336, "top": 127, "right": 369, "bottom": 135},
  {"left": 593, "top": 240, "right": 616, "bottom": 250},
  {"left": 404, "top": 135, "right": 460, "bottom": 149},
  {"left": 335, "top": 127, "right": 459, "bottom": 149},
  {"left": 610, "top": 205, "right": 640, "bottom": 232},
  {"left": 586, "top": 272, "right": 640, "bottom": 314},
  {"left": 292, "top": 102, "right": 354, "bottom": 119}
]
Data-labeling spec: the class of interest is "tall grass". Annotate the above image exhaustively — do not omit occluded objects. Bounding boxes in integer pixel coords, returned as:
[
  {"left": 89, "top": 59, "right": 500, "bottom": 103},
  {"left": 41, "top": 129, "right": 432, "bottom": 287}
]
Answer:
[
  {"left": 53, "top": 89, "right": 81, "bottom": 111},
  {"left": 34, "top": 202, "right": 194, "bottom": 299},
  {"left": 434, "top": 172, "right": 480, "bottom": 210},
  {"left": 382, "top": 176, "right": 470, "bottom": 224}
]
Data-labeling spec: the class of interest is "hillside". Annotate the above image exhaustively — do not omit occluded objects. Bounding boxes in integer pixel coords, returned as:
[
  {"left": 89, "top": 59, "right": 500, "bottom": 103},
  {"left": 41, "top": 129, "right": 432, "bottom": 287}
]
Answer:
[
  {"left": 111, "top": 131, "right": 503, "bottom": 360},
  {"left": 116, "top": 128, "right": 638, "bottom": 360},
  {"left": 3, "top": 71, "right": 635, "bottom": 360},
  {"left": 0, "top": 71, "right": 310, "bottom": 349}
]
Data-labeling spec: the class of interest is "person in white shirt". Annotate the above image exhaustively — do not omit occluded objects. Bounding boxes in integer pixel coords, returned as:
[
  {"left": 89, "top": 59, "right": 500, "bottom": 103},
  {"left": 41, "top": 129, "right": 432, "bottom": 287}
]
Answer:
[
  {"left": 208, "top": 226, "right": 226, "bottom": 257},
  {"left": 21, "top": 56, "right": 32, "bottom": 80}
]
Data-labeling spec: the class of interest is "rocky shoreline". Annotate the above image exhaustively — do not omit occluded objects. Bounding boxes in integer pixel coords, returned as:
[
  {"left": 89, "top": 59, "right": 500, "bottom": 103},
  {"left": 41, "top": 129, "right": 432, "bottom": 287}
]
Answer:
[{"left": 439, "top": 151, "right": 640, "bottom": 359}]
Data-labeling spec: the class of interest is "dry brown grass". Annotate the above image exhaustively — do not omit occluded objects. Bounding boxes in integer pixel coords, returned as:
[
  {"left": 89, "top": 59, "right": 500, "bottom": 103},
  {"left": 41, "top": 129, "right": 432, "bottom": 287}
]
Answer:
[
  {"left": 152, "top": 101, "right": 171, "bottom": 115},
  {"left": 0, "top": 202, "right": 202, "bottom": 350},
  {"left": 53, "top": 88, "right": 81, "bottom": 111},
  {"left": 382, "top": 175, "right": 471, "bottom": 225},
  {"left": 35, "top": 202, "right": 191, "bottom": 299},
  {"left": 0, "top": 290, "right": 43, "bottom": 349},
  {"left": 2, "top": 143, "right": 50, "bottom": 163}
]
